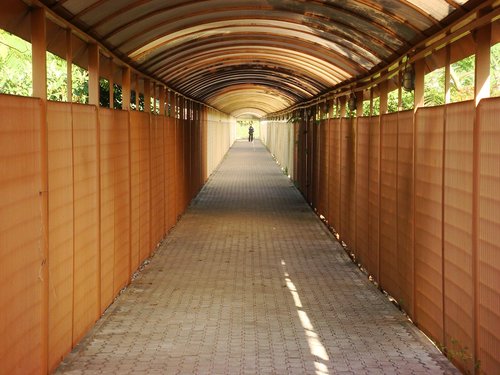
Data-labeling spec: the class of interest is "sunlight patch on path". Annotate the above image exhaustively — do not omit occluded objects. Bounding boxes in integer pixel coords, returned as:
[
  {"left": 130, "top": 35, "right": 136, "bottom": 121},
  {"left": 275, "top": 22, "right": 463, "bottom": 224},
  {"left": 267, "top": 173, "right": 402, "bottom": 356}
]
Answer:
[{"left": 281, "top": 259, "right": 330, "bottom": 375}]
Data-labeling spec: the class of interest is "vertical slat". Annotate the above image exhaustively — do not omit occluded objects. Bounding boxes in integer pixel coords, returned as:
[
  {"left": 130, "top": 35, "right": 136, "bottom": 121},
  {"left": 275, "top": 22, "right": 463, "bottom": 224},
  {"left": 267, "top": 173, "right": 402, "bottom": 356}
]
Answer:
[
  {"left": 129, "top": 111, "right": 140, "bottom": 272},
  {"left": 414, "top": 106, "right": 445, "bottom": 345},
  {"left": 319, "top": 120, "right": 329, "bottom": 219},
  {"left": 138, "top": 112, "right": 151, "bottom": 261},
  {"left": 312, "top": 119, "right": 320, "bottom": 210},
  {"left": 31, "top": 9, "right": 48, "bottom": 373},
  {"left": 47, "top": 101, "right": 74, "bottom": 372},
  {"left": 342, "top": 118, "right": 356, "bottom": 248},
  {"left": 72, "top": 104, "right": 99, "bottom": 345},
  {"left": 165, "top": 116, "right": 177, "bottom": 231},
  {"left": 368, "top": 116, "right": 380, "bottom": 280},
  {"left": 380, "top": 113, "right": 398, "bottom": 295},
  {"left": 99, "top": 109, "right": 115, "bottom": 312},
  {"left": 150, "top": 115, "right": 165, "bottom": 246},
  {"left": 328, "top": 119, "right": 341, "bottom": 232},
  {"left": 113, "top": 110, "right": 131, "bottom": 294},
  {"left": 397, "top": 110, "right": 414, "bottom": 314},
  {"left": 443, "top": 100, "right": 475, "bottom": 373},
  {"left": 355, "top": 117, "right": 370, "bottom": 266},
  {"left": 0, "top": 96, "right": 43, "bottom": 375},
  {"left": 476, "top": 97, "right": 500, "bottom": 375}
]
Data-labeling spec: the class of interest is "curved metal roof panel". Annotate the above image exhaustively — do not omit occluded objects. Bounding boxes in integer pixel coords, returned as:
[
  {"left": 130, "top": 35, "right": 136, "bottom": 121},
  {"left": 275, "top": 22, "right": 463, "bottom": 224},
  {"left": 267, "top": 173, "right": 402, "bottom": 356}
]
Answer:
[{"left": 43, "top": 0, "right": 475, "bottom": 116}]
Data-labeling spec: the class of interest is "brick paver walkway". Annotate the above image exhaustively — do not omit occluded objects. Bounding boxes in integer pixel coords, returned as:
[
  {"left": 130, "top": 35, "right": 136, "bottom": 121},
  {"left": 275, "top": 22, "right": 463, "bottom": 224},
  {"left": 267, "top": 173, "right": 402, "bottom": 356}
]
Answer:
[{"left": 56, "top": 140, "right": 458, "bottom": 375}]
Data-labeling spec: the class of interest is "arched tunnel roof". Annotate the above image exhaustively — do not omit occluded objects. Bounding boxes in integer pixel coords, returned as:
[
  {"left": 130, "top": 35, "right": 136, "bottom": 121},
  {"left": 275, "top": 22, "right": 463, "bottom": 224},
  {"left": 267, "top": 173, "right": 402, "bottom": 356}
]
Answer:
[{"left": 42, "top": 0, "right": 479, "bottom": 117}]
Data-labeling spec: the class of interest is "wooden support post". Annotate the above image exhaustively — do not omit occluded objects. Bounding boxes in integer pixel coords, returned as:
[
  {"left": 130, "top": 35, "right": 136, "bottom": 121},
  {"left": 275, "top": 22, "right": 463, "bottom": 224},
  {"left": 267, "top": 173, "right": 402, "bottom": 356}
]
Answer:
[
  {"left": 472, "top": 21, "right": 491, "bottom": 373},
  {"left": 159, "top": 85, "right": 165, "bottom": 115},
  {"left": 167, "top": 90, "right": 171, "bottom": 117},
  {"left": 411, "top": 57, "right": 425, "bottom": 323},
  {"left": 379, "top": 80, "right": 388, "bottom": 115},
  {"left": 32, "top": 7, "right": 47, "bottom": 100},
  {"left": 122, "top": 67, "right": 131, "bottom": 110},
  {"left": 444, "top": 45, "right": 451, "bottom": 104},
  {"left": 414, "top": 59, "right": 425, "bottom": 112},
  {"left": 398, "top": 70, "right": 403, "bottom": 111},
  {"left": 108, "top": 59, "right": 114, "bottom": 109},
  {"left": 144, "top": 78, "right": 151, "bottom": 113},
  {"left": 131, "top": 73, "right": 137, "bottom": 110},
  {"left": 88, "top": 44, "right": 99, "bottom": 106},
  {"left": 369, "top": 87, "right": 374, "bottom": 116},
  {"left": 153, "top": 82, "right": 157, "bottom": 114},
  {"left": 474, "top": 23, "right": 491, "bottom": 106},
  {"left": 356, "top": 91, "right": 363, "bottom": 116},
  {"left": 31, "top": 7, "right": 48, "bottom": 373},
  {"left": 66, "top": 29, "right": 72, "bottom": 102},
  {"left": 339, "top": 96, "right": 347, "bottom": 118}
]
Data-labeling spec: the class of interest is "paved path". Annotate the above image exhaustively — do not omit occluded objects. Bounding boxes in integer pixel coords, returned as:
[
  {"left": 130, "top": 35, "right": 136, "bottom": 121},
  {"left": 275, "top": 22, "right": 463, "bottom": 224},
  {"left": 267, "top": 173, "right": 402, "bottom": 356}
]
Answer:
[{"left": 56, "top": 140, "right": 458, "bottom": 375}]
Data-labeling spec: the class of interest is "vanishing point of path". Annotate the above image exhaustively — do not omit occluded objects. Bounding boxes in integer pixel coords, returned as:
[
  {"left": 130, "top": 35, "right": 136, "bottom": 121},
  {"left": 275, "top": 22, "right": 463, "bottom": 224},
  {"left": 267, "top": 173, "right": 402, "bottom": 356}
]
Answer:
[{"left": 56, "top": 140, "right": 458, "bottom": 375}]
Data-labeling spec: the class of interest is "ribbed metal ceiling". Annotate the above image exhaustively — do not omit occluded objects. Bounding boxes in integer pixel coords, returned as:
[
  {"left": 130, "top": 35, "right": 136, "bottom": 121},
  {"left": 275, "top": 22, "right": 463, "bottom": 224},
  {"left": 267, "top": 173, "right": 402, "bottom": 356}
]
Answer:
[{"left": 41, "top": 0, "right": 476, "bottom": 117}]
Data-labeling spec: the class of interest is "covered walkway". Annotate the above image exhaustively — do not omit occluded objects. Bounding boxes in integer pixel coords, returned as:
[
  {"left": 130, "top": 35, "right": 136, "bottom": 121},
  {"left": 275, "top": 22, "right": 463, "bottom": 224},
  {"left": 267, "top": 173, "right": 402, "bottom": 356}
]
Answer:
[
  {"left": 56, "top": 141, "right": 457, "bottom": 374},
  {"left": 1, "top": 1, "right": 499, "bottom": 374}
]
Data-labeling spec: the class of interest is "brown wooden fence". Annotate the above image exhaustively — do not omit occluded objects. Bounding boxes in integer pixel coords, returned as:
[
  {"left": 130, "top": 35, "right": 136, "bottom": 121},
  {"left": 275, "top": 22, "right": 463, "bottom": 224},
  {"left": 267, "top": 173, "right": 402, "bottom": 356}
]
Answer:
[
  {"left": 0, "top": 94, "right": 232, "bottom": 374},
  {"left": 268, "top": 97, "right": 500, "bottom": 375}
]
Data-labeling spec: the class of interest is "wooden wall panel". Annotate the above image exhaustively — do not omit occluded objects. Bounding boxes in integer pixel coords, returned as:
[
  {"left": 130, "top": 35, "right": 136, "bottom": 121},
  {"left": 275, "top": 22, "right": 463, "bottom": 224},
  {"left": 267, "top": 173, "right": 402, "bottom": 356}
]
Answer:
[
  {"left": 47, "top": 101, "right": 74, "bottom": 372},
  {"left": 138, "top": 112, "right": 151, "bottom": 261},
  {"left": 175, "top": 119, "right": 182, "bottom": 216},
  {"left": 312, "top": 121, "right": 320, "bottom": 210},
  {"left": 298, "top": 121, "right": 307, "bottom": 196},
  {"left": 304, "top": 116, "right": 315, "bottom": 205},
  {"left": 129, "top": 111, "right": 141, "bottom": 272},
  {"left": 164, "top": 117, "right": 177, "bottom": 232},
  {"left": 150, "top": 115, "right": 165, "bottom": 247},
  {"left": 477, "top": 97, "right": 500, "bottom": 375},
  {"left": 318, "top": 120, "right": 329, "bottom": 218},
  {"left": 185, "top": 119, "right": 192, "bottom": 204},
  {"left": 72, "top": 104, "right": 99, "bottom": 345},
  {"left": 414, "top": 106, "right": 445, "bottom": 345},
  {"left": 328, "top": 119, "right": 341, "bottom": 231},
  {"left": 340, "top": 118, "right": 355, "bottom": 244},
  {"left": 443, "top": 101, "right": 475, "bottom": 373},
  {"left": 0, "top": 95, "right": 43, "bottom": 375},
  {"left": 99, "top": 109, "right": 115, "bottom": 312},
  {"left": 380, "top": 113, "right": 398, "bottom": 294},
  {"left": 112, "top": 110, "right": 130, "bottom": 295},
  {"left": 367, "top": 116, "right": 380, "bottom": 280},
  {"left": 201, "top": 112, "right": 208, "bottom": 183},
  {"left": 355, "top": 117, "right": 370, "bottom": 266},
  {"left": 396, "top": 110, "right": 414, "bottom": 314}
]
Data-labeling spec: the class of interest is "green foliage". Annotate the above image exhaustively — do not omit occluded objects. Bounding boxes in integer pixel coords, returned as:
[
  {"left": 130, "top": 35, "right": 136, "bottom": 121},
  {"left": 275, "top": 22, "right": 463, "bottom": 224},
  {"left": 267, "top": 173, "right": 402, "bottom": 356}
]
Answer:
[
  {"left": 237, "top": 119, "right": 254, "bottom": 127},
  {"left": 47, "top": 51, "right": 67, "bottom": 101},
  {"left": 362, "top": 100, "right": 370, "bottom": 116},
  {"left": 450, "top": 55, "right": 475, "bottom": 102},
  {"left": 386, "top": 87, "right": 414, "bottom": 112},
  {"left": 360, "top": 96, "right": 381, "bottom": 116},
  {"left": 0, "top": 29, "right": 32, "bottom": 96},
  {"left": 388, "top": 88, "right": 399, "bottom": 113},
  {"left": 1, "top": 29, "right": 499, "bottom": 114},
  {"left": 491, "top": 43, "right": 500, "bottom": 97},
  {"left": 98, "top": 79, "right": 124, "bottom": 109},
  {"left": 424, "top": 67, "right": 445, "bottom": 106},
  {"left": 401, "top": 89, "right": 414, "bottom": 110},
  {"left": 371, "top": 96, "right": 380, "bottom": 116},
  {"left": 437, "top": 337, "right": 480, "bottom": 375},
  {"left": 71, "top": 64, "right": 88, "bottom": 104}
]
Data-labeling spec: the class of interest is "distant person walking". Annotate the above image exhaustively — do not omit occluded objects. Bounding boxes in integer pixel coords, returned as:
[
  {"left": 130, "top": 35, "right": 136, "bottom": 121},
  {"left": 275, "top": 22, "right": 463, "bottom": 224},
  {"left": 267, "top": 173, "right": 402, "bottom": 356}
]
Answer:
[{"left": 248, "top": 125, "right": 254, "bottom": 142}]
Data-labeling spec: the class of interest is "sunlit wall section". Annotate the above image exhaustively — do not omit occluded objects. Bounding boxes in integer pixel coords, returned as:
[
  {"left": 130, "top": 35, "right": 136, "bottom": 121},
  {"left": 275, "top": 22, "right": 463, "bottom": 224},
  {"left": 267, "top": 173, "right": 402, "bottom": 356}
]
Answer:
[
  {"left": 260, "top": 119, "right": 294, "bottom": 179},
  {"left": 206, "top": 108, "right": 235, "bottom": 177}
]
